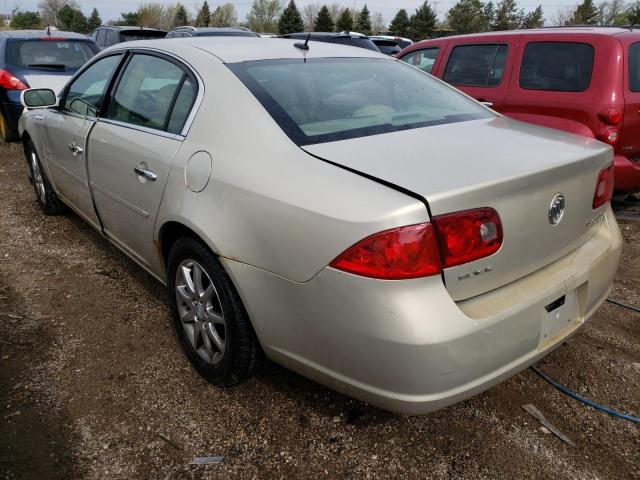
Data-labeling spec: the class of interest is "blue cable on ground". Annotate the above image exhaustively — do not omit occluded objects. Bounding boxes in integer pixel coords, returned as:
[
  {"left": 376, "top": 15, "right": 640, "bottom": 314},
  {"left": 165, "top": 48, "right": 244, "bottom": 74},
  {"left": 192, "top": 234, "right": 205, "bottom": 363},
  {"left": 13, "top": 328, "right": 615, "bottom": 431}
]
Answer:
[{"left": 530, "top": 366, "right": 640, "bottom": 424}]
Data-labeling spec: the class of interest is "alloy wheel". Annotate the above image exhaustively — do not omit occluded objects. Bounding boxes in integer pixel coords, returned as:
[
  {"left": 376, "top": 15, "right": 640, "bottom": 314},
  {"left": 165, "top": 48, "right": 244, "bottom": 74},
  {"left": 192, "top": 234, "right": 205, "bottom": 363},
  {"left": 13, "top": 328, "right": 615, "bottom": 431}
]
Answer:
[
  {"left": 30, "top": 152, "right": 46, "bottom": 203},
  {"left": 175, "top": 259, "right": 227, "bottom": 365}
]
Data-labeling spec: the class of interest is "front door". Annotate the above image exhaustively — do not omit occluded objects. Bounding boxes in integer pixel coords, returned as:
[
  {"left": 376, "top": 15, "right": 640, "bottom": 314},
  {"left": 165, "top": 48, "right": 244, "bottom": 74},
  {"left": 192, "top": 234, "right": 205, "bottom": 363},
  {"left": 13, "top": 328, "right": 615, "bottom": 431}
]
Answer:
[
  {"left": 42, "top": 54, "right": 123, "bottom": 228},
  {"left": 88, "top": 53, "right": 197, "bottom": 271}
]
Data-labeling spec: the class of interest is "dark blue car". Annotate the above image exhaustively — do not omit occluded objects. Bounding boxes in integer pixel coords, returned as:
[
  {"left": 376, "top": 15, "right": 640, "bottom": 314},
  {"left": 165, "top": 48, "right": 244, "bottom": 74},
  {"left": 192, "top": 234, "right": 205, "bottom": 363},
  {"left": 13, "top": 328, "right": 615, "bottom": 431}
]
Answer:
[{"left": 0, "top": 30, "right": 99, "bottom": 142}]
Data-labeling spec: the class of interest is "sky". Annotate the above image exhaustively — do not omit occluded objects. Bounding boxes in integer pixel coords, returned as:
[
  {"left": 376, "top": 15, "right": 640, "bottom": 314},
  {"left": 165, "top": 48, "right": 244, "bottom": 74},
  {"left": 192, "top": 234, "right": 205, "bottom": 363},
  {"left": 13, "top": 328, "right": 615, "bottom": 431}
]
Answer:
[{"left": 3, "top": 0, "right": 580, "bottom": 25}]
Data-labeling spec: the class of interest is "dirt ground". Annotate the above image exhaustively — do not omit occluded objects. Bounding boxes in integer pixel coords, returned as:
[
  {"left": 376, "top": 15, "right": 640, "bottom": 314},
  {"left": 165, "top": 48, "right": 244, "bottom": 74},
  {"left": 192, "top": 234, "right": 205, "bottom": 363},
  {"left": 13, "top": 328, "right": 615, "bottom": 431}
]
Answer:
[{"left": 0, "top": 141, "right": 639, "bottom": 480}]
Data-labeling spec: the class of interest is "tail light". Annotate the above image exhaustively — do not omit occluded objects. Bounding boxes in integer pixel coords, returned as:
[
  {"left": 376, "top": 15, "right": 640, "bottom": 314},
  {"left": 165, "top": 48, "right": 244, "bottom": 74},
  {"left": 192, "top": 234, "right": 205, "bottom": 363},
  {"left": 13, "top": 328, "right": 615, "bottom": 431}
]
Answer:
[
  {"left": 593, "top": 162, "right": 614, "bottom": 209},
  {"left": 330, "top": 223, "right": 441, "bottom": 279},
  {"left": 599, "top": 127, "right": 619, "bottom": 145},
  {"left": 330, "top": 208, "right": 503, "bottom": 280},
  {"left": 0, "top": 69, "right": 28, "bottom": 90},
  {"left": 600, "top": 106, "right": 623, "bottom": 125},
  {"left": 432, "top": 208, "right": 502, "bottom": 268}
]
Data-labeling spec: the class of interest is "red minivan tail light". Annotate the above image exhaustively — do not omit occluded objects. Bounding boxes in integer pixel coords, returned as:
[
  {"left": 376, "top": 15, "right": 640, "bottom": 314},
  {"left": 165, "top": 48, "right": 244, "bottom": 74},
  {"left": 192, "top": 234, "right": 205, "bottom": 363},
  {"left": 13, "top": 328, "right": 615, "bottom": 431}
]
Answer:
[
  {"left": 330, "top": 223, "right": 442, "bottom": 280},
  {"left": 432, "top": 208, "right": 503, "bottom": 269},
  {"left": 601, "top": 107, "right": 623, "bottom": 125},
  {"left": 599, "top": 127, "right": 619, "bottom": 145},
  {"left": 593, "top": 162, "right": 614, "bottom": 209},
  {"left": 0, "top": 69, "right": 27, "bottom": 90}
]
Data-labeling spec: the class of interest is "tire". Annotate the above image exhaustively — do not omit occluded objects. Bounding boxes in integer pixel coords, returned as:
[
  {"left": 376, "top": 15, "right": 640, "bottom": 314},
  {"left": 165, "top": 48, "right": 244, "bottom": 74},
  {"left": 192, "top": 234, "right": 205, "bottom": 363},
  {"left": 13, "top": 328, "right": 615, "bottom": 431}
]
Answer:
[
  {"left": 0, "top": 112, "right": 18, "bottom": 143},
  {"left": 167, "top": 237, "right": 261, "bottom": 386},
  {"left": 24, "top": 139, "right": 66, "bottom": 215}
]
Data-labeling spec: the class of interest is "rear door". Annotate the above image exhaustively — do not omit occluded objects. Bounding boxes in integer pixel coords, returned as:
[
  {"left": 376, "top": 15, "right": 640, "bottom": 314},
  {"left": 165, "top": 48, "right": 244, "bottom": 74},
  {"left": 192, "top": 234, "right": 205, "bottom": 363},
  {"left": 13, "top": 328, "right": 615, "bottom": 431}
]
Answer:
[
  {"left": 88, "top": 52, "right": 198, "bottom": 269},
  {"left": 41, "top": 53, "right": 123, "bottom": 228},
  {"left": 436, "top": 35, "right": 520, "bottom": 109},
  {"left": 619, "top": 39, "right": 640, "bottom": 159}
]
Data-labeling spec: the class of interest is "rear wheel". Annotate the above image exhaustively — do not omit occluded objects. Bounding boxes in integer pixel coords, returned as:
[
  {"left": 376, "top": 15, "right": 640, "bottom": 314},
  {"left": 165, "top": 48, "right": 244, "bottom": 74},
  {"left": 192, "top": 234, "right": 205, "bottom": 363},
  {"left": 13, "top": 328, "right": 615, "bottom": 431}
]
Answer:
[
  {"left": 167, "top": 237, "right": 261, "bottom": 386},
  {"left": 25, "top": 139, "right": 66, "bottom": 215}
]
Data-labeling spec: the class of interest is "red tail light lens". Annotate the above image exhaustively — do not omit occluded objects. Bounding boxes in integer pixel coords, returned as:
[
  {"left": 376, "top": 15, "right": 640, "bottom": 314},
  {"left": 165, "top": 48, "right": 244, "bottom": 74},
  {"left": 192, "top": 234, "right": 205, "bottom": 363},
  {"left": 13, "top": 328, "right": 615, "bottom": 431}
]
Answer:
[
  {"left": 593, "top": 162, "right": 614, "bottom": 209},
  {"left": 599, "top": 127, "right": 619, "bottom": 145},
  {"left": 601, "top": 107, "right": 623, "bottom": 125},
  {"left": 0, "top": 69, "right": 28, "bottom": 90},
  {"left": 432, "top": 208, "right": 502, "bottom": 268},
  {"left": 330, "top": 223, "right": 442, "bottom": 279}
]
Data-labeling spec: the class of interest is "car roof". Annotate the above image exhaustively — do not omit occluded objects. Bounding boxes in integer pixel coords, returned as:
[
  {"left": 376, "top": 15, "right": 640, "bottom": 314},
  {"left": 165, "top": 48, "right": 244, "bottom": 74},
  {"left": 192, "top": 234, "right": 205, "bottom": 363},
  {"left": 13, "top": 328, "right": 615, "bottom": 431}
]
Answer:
[
  {"left": 418, "top": 26, "right": 638, "bottom": 42},
  {"left": 0, "top": 29, "right": 91, "bottom": 39},
  {"left": 108, "top": 36, "right": 384, "bottom": 63},
  {"left": 99, "top": 26, "right": 164, "bottom": 31}
]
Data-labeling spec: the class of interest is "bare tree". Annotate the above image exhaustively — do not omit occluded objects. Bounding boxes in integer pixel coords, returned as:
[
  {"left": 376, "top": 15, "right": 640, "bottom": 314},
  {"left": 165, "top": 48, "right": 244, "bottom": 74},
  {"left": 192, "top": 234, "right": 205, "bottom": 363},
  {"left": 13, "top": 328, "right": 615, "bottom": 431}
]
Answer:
[
  {"left": 550, "top": 5, "right": 574, "bottom": 25},
  {"left": 302, "top": 3, "right": 320, "bottom": 30},
  {"left": 246, "top": 0, "right": 282, "bottom": 32},
  {"left": 38, "top": 0, "right": 78, "bottom": 27},
  {"left": 372, "top": 11, "right": 385, "bottom": 33},
  {"left": 211, "top": 3, "right": 237, "bottom": 26}
]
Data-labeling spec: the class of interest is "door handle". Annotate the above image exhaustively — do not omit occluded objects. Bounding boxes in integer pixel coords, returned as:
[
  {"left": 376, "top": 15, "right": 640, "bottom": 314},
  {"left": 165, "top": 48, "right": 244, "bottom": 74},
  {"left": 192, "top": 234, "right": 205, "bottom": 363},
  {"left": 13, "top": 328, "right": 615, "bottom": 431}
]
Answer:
[
  {"left": 134, "top": 166, "right": 157, "bottom": 181},
  {"left": 68, "top": 143, "right": 83, "bottom": 155}
]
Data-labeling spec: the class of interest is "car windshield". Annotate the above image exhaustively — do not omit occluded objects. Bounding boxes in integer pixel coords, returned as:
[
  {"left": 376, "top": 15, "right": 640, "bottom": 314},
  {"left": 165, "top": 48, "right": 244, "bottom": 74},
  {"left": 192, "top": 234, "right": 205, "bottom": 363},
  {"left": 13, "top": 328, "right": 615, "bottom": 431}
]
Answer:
[
  {"left": 228, "top": 57, "right": 492, "bottom": 145},
  {"left": 6, "top": 40, "right": 96, "bottom": 70}
]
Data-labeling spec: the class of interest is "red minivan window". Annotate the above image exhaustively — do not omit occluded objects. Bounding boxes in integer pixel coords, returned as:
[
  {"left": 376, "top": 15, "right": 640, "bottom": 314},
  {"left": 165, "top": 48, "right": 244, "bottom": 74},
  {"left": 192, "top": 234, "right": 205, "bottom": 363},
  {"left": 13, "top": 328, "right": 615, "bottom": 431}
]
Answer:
[
  {"left": 443, "top": 44, "right": 508, "bottom": 87},
  {"left": 629, "top": 42, "right": 640, "bottom": 92},
  {"left": 520, "top": 42, "right": 594, "bottom": 92},
  {"left": 400, "top": 47, "right": 439, "bottom": 74}
]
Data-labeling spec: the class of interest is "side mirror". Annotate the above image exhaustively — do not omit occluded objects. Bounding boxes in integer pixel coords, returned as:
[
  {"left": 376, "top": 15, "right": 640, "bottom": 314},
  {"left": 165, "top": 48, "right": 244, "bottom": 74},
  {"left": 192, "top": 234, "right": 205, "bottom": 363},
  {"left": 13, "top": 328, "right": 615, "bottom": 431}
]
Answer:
[{"left": 21, "top": 88, "right": 58, "bottom": 109}]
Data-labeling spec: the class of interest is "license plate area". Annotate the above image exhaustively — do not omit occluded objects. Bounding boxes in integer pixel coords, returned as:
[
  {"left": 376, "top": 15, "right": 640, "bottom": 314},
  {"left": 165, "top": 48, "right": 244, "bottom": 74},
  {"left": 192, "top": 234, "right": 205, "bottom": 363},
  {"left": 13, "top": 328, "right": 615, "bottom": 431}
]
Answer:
[{"left": 539, "top": 289, "right": 578, "bottom": 347}]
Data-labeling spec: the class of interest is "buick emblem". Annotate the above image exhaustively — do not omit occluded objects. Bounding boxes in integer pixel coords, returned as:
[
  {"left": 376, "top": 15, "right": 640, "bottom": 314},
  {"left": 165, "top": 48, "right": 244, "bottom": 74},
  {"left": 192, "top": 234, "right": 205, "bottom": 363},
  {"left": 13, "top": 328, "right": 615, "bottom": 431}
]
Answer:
[{"left": 548, "top": 193, "right": 566, "bottom": 225}]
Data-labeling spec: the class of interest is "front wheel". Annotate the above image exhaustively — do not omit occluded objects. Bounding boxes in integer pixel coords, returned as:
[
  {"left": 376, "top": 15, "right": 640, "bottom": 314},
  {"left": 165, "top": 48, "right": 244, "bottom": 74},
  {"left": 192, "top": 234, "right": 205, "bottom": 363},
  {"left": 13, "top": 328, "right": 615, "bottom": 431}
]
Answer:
[
  {"left": 167, "top": 237, "right": 261, "bottom": 386},
  {"left": 24, "top": 139, "right": 66, "bottom": 215}
]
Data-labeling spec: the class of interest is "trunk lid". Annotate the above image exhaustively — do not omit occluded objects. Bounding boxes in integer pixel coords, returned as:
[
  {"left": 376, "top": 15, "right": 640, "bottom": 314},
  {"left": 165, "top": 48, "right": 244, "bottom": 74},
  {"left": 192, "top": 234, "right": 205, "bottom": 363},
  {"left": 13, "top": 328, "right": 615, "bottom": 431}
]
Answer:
[{"left": 304, "top": 117, "right": 612, "bottom": 301}]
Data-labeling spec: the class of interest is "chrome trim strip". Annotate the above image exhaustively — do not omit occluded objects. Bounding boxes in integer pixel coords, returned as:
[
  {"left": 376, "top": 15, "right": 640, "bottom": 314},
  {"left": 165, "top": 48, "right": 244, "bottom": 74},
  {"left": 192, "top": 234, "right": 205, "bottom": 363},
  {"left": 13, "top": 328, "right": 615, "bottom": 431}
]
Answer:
[{"left": 91, "top": 182, "right": 150, "bottom": 219}]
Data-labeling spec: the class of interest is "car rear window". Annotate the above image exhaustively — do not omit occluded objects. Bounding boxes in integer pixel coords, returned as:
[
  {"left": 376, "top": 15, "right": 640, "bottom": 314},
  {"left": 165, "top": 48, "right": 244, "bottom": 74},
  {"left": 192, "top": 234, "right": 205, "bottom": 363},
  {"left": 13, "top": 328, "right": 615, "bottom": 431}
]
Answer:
[
  {"left": 331, "top": 37, "right": 380, "bottom": 52},
  {"left": 520, "top": 42, "right": 594, "bottom": 92},
  {"left": 228, "top": 57, "right": 492, "bottom": 146},
  {"left": 6, "top": 40, "right": 97, "bottom": 71},
  {"left": 443, "top": 44, "right": 508, "bottom": 87},
  {"left": 628, "top": 42, "right": 640, "bottom": 92},
  {"left": 120, "top": 30, "right": 167, "bottom": 41}
]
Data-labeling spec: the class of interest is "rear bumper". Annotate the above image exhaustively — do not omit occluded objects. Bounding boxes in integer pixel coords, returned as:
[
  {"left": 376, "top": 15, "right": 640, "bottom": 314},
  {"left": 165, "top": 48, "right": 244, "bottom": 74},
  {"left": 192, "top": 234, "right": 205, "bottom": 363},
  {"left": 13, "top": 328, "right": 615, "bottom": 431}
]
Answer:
[
  {"left": 223, "top": 206, "right": 622, "bottom": 415},
  {"left": 613, "top": 154, "right": 640, "bottom": 193}
]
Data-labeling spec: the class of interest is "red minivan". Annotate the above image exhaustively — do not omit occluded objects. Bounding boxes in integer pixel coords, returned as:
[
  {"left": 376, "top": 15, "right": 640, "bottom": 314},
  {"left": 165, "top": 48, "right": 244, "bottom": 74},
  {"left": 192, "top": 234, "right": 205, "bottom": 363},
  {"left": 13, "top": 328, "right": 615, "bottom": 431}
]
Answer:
[{"left": 397, "top": 27, "right": 640, "bottom": 193}]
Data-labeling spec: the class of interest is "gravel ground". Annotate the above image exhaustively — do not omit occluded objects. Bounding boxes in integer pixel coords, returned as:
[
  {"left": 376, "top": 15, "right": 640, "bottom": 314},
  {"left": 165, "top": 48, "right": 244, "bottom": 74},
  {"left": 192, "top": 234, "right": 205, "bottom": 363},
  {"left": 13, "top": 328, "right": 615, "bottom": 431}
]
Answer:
[{"left": 1, "top": 141, "right": 639, "bottom": 480}]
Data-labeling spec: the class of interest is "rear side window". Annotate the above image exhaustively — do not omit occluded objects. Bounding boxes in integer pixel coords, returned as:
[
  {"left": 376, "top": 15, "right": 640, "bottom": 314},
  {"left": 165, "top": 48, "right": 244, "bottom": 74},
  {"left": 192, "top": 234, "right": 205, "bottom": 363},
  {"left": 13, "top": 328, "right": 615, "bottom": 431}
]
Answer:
[
  {"left": 106, "top": 30, "right": 119, "bottom": 46},
  {"left": 444, "top": 44, "right": 508, "bottom": 87},
  {"left": 629, "top": 42, "right": 640, "bottom": 92},
  {"left": 400, "top": 47, "right": 439, "bottom": 74},
  {"left": 96, "top": 29, "right": 106, "bottom": 46},
  {"left": 6, "top": 40, "right": 97, "bottom": 71},
  {"left": 520, "top": 42, "right": 594, "bottom": 92},
  {"left": 109, "top": 54, "right": 195, "bottom": 132}
]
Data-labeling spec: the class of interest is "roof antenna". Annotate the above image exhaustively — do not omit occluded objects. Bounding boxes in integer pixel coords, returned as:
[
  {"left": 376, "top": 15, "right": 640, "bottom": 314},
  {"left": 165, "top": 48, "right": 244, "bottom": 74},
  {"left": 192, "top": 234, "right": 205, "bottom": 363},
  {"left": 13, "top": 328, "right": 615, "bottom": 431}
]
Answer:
[{"left": 294, "top": 33, "right": 310, "bottom": 62}]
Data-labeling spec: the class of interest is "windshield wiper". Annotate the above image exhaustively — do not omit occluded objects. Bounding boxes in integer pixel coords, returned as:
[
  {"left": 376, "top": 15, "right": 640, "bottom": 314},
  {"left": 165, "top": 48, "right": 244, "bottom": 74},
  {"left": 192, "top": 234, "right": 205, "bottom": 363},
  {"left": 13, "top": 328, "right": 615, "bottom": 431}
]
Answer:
[{"left": 27, "top": 63, "right": 66, "bottom": 70}]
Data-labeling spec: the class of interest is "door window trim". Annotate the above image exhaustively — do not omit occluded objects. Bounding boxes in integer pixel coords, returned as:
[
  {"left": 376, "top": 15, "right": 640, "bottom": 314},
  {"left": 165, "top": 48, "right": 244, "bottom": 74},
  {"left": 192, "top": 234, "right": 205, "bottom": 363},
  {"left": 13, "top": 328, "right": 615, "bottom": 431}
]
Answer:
[
  {"left": 57, "top": 52, "right": 126, "bottom": 122},
  {"left": 100, "top": 49, "right": 201, "bottom": 139},
  {"left": 443, "top": 42, "right": 509, "bottom": 88}
]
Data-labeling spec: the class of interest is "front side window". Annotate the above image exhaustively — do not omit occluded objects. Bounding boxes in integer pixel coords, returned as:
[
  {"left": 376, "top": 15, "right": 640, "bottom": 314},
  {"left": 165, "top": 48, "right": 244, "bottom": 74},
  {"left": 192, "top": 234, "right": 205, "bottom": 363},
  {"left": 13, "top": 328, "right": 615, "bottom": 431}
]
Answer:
[
  {"left": 6, "top": 40, "right": 97, "bottom": 71},
  {"left": 444, "top": 44, "right": 508, "bottom": 87},
  {"left": 520, "top": 42, "right": 594, "bottom": 92},
  {"left": 62, "top": 54, "right": 122, "bottom": 117},
  {"left": 400, "top": 47, "right": 439, "bottom": 74},
  {"left": 228, "top": 58, "right": 493, "bottom": 145},
  {"left": 109, "top": 54, "right": 193, "bottom": 131},
  {"left": 628, "top": 42, "right": 640, "bottom": 92}
]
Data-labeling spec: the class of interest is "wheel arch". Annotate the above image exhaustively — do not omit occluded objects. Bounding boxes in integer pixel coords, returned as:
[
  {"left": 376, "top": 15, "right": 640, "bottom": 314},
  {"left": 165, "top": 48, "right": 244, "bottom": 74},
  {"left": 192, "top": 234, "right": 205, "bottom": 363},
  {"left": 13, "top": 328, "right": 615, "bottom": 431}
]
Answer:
[{"left": 157, "top": 220, "right": 220, "bottom": 272}]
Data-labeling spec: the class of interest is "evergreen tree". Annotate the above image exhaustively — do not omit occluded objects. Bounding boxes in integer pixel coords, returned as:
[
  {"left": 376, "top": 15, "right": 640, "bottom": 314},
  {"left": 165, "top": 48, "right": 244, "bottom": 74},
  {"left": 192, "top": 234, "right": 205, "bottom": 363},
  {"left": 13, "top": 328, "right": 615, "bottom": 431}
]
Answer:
[
  {"left": 117, "top": 11, "right": 140, "bottom": 26},
  {"left": 492, "top": 0, "right": 521, "bottom": 30},
  {"left": 174, "top": 4, "right": 189, "bottom": 27},
  {"left": 279, "top": 0, "right": 304, "bottom": 34},
  {"left": 336, "top": 8, "right": 354, "bottom": 31},
  {"left": 10, "top": 11, "right": 41, "bottom": 29},
  {"left": 196, "top": 1, "right": 211, "bottom": 26},
  {"left": 447, "top": 0, "right": 491, "bottom": 34},
  {"left": 521, "top": 5, "right": 544, "bottom": 28},
  {"left": 314, "top": 5, "right": 335, "bottom": 31},
  {"left": 389, "top": 9, "right": 410, "bottom": 37},
  {"left": 58, "top": 4, "right": 75, "bottom": 30},
  {"left": 70, "top": 9, "right": 89, "bottom": 33},
  {"left": 355, "top": 4, "right": 372, "bottom": 34},
  {"left": 88, "top": 8, "right": 102, "bottom": 30},
  {"left": 408, "top": 1, "right": 437, "bottom": 40},
  {"left": 570, "top": 0, "right": 599, "bottom": 24}
]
